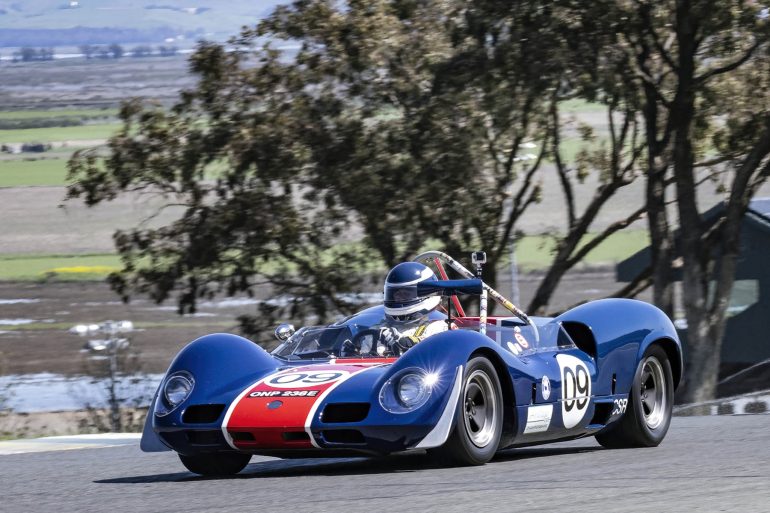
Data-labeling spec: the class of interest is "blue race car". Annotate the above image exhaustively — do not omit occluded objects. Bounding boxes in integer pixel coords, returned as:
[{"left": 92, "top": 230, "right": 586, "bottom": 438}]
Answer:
[{"left": 141, "top": 251, "right": 682, "bottom": 475}]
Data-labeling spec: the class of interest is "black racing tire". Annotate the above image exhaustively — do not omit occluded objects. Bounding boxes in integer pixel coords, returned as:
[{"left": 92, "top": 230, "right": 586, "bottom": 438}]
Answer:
[
  {"left": 179, "top": 452, "right": 252, "bottom": 476},
  {"left": 596, "top": 344, "right": 674, "bottom": 448},
  {"left": 433, "top": 356, "right": 504, "bottom": 466}
]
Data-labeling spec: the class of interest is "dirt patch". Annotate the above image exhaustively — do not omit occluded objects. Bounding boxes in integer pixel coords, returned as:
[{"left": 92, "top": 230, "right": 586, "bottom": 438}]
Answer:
[
  {"left": 0, "top": 56, "right": 195, "bottom": 110},
  {"left": 0, "top": 407, "right": 147, "bottom": 439},
  {"left": 0, "top": 186, "right": 185, "bottom": 254},
  {"left": 0, "top": 271, "right": 645, "bottom": 377}
]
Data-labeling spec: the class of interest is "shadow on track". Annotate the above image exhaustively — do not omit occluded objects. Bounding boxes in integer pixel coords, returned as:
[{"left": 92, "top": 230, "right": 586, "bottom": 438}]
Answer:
[{"left": 95, "top": 444, "right": 600, "bottom": 484}]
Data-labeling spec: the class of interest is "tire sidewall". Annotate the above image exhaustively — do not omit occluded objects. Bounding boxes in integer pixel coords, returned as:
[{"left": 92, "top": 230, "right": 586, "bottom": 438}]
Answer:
[
  {"left": 451, "top": 356, "right": 504, "bottom": 464},
  {"left": 179, "top": 451, "right": 251, "bottom": 476},
  {"left": 631, "top": 345, "right": 674, "bottom": 445}
]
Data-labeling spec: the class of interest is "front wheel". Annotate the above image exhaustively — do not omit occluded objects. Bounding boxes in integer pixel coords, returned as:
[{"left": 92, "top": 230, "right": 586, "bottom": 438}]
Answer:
[
  {"left": 179, "top": 452, "right": 252, "bottom": 476},
  {"left": 596, "top": 344, "right": 674, "bottom": 448},
  {"left": 432, "top": 356, "right": 503, "bottom": 465}
]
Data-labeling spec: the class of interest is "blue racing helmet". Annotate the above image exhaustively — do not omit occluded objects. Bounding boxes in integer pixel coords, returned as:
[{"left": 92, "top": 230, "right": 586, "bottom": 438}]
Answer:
[{"left": 384, "top": 262, "right": 441, "bottom": 321}]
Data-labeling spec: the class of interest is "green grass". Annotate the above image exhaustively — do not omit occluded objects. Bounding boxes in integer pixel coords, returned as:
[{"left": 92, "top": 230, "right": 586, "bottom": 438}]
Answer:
[
  {"left": 0, "top": 157, "right": 71, "bottom": 187},
  {"left": 0, "top": 124, "right": 119, "bottom": 144},
  {"left": 0, "top": 254, "right": 121, "bottom": 281},
  {"left": 0, "top": 109, "right": 118, "bottom": 121},
  {"left": 0, "top": 229, "right": 648, "bottom": 283},
  {"left": 514, "top": 230, "right": 649, "bottom": 270},
  {"left": 559, "top": 99, "right": 605, "bottom": 114}
]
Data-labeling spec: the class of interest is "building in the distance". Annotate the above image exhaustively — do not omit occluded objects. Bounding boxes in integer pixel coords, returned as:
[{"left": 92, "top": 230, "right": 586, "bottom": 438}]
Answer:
[{"left": 617, "top": 198, "right": 770, "bottom": 368}]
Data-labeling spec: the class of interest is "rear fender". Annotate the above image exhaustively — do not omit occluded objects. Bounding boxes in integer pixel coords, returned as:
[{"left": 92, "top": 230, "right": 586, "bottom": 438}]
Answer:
[
  {"left": 638, "top": 333, "right": 683, "bottom": 388},
  {"left": 557, "top": 298, "right": 683, "bottom": 395}
]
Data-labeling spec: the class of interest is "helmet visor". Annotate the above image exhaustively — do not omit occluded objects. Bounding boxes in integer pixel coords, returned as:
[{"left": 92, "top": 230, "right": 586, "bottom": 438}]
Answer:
[{"left": 384, "top": 285, "right": 419, "bottom": 306}]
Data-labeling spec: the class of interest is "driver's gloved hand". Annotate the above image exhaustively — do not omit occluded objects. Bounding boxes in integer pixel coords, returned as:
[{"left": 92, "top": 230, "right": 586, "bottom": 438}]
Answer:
[
  {"left": 379, "top": 327, "right": 401, "bottom": 346},
  {"left": 340, "top": 339, "right": 358, "bottom": 357},
  {"left": 386, "top": 333, "right": 417, "bottom": 356}
]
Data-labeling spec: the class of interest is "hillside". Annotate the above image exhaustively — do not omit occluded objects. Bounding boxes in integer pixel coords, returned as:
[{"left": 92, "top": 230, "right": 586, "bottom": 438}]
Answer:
[{"left": 0, "top": 0, "right": 287, "bottom": 47}]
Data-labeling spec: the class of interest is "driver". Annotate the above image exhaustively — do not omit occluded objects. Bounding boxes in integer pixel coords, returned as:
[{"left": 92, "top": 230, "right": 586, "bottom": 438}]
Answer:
[{"left": 378, "top": 262, "right": 450, "bottom": 354}]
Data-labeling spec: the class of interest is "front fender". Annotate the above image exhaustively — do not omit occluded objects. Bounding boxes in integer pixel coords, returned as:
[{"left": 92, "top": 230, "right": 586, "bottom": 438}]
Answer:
[
  {"left": 141, "top": 333, "right": 281, "bottom": 452},
  {"left": 391, "top": 328, "right": 503, "bottom": 373}
]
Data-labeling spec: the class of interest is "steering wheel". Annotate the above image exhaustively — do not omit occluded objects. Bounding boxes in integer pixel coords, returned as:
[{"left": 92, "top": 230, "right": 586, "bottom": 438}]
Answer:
[{"left": 347, "top": 328, "right": 385, "bottom": 356}]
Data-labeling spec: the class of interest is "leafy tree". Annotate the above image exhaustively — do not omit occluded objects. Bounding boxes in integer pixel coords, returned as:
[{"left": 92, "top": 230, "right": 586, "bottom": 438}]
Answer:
[
  {"left": 596, "top": 0, "right": 770, "bottom": 402},
  {"left": 19, "top": 47, "right": 37, "bottom": 62},
  {"left": 80, "top": 44, "right": 96, "bottom": 60},
  {"left": 67, "top": 49, "right": 381, "bottom": 334},
  {"left": 68, "top": 0, "right": 578, "bottom": 332},
  {"left": 130, "top": 45, "right": 152, "bottom": 58},
  {"left": 109, "top": 43, "right": 124, "bottom": 59},
  {"left": 66, "top": 0, "right": 691, "bottom": 349},
  {"left": 158, "top": 45, "right": 178, "bottom": 57}
]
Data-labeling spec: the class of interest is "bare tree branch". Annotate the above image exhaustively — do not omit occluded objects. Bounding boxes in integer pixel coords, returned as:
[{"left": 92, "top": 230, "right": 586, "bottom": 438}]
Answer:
[
  {"left": 566, "top": 204, "right": 647, "bottom": 268},
  {"left": 696, "top": 40, "right": 762, "bottom": 84},
  {"left": 550, "top": 98, "right": 576, "bottom": 227}
]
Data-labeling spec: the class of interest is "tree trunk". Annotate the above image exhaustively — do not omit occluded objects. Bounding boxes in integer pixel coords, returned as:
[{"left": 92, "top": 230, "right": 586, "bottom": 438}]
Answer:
[
  {"left": 683, "top": 313, "right": 726, "bottom": 403},
  {"left": 672, "top": 0, "right": 713, "bottom": 402},
  {"left": 647, "top": 166, "right": 675, "bottom": 318},
  {"left": 642, "top": 77, "right": 675, "bottom": 317}
]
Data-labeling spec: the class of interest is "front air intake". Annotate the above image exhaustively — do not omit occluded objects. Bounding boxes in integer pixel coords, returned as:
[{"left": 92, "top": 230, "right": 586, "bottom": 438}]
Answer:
[
  {"left": 282, "top": 431, "right": 311, "bottom": 441},
  {"left": 321, "top": 403, "right": 371, "bottom": 423},
  {"left": 230, "top": 431, "right": 256, "bottom": 442},
  {"left": 183, "top": 404, "right": 225, "bottom": 423}
]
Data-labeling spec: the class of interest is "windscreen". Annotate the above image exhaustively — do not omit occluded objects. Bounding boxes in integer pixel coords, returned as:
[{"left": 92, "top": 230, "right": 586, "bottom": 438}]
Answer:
[{"left": 272, "top": 326, "right": 354, "bottom": 360}]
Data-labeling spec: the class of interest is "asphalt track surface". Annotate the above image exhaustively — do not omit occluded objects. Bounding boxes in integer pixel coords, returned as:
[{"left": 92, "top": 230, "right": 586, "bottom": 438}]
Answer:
[{"left": 2, "top": 415, "right": 769, "bottom": 513}]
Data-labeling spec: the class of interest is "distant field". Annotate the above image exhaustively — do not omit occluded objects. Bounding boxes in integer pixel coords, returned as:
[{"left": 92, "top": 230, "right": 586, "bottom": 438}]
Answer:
[
  {"left": 0, "top": 157, "right": 70, "bottom": 187},
  {"left": 0, "top": 254, "right": 121, "bottom": 281},
  {"left": 0, "top": 230, "right": 648, "bottom": 282},
  {"left": 0, "top": 109, "right": 118, "bottom": 121},
  {"left": 0, "top": 123, "right": 118, "bottom": 144},
  {"left": 513, "top": 230, "right": 648, "bottom": 270},
  {"left": 0, "top": 0, "right": 283, "bottom": 43}
]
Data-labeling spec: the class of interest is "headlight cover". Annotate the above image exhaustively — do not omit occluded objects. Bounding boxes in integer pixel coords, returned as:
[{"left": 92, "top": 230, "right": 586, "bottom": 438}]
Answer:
[
  {"left": 156, "top": 371, "right": 194, "bottom": 416},
  {"left": 379, "top": 368, "right": 437, "bottom": 414}
]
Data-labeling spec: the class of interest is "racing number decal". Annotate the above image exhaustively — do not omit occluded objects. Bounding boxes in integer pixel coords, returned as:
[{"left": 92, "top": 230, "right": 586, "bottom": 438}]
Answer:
[
  {"left": 266, "top": 371, "right": 350, "bottom": 389},
  {"left": 556, "top": 354, "right": 592, "bottom": 429}
]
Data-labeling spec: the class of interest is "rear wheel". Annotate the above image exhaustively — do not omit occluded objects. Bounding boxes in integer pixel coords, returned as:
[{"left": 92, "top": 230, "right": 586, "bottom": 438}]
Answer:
[
  {"left": 596, "top": 345, "right": 674, "bottom": 448},
  {"left": 433, "top": 356, "right": 503, "bottom": 465},
  {"left": 179, "top": 452, "right": 252, "bottom": 476}
]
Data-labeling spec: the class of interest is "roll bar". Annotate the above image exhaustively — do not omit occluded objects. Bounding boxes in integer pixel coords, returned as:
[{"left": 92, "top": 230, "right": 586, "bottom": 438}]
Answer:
[{"left": 413, "top": 250, "right": 539, "bottom": 341}]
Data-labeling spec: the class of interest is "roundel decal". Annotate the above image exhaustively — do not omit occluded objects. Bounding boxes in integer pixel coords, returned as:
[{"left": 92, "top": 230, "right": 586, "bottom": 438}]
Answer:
[
  {"left": 266, "top": 370, "right": 351, "bottom": 389},
  {"left": 541, "top": 375, "right": 551, "bottom": 401},
  {"left": 556, "top": 354, "right": 591, "bottom": 429}
]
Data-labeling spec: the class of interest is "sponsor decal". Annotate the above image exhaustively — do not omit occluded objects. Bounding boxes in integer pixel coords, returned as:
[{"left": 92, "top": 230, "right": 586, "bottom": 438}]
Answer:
[
  {"left": 556, "top": 354, "right": 592, "bottom": 429},
  {"left": 541, "top": 375, "right": 551, "bottom": 401},
  {"left": 266, "top": 370, "right": 351, "bottom": 389},
  {"left": 249, "top": 390, "right": 320, "bottom": 398},
  {"left": 523, "top": 404, "right": 553, "bottom": 434},
  {"left": 514, "top": 332, "right": 529, "bottom": 349},
  {"left": 612, "top": 398, "right": 628, "bottom": 415}
]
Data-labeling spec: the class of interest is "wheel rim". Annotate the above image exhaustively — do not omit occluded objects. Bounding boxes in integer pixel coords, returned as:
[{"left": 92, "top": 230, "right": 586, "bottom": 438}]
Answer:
[
  {"left": 639, "top": 356, "right": 667, "bottom": 430},
  {"left": 462, "top": 370, "right": 498, "bottom": 448}
]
